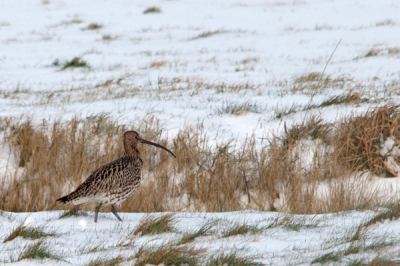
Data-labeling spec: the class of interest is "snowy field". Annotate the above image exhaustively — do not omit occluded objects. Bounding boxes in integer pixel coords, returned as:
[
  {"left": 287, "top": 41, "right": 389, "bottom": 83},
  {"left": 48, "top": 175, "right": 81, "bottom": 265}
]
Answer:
[
  {"left": 1, "top": 0, "right": 400, "bottom": 265},
  {"left": 2, "top": 209, "right": 400, "bottom": 265},
  {"left": 1, "top": 0, "right": 400, "bottom": 140}
]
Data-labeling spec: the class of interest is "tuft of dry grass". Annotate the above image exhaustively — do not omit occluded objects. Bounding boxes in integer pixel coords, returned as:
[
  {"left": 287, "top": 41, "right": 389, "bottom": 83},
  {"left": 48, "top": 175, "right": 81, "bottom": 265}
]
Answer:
[
  {"left": 318, "top": 92, "right": 367, "bottom": 108},
  {"left": 147, "top": 60, "right": 169, "bottom": 69},
  {"left": 79, "top": 242, "right": 106, "bottom": 255},
  {"left": 178, "top": 220, "right": 217, "bottom": 245},
  {"left": 86, "top": 23, "right": 102, "bottom": 30},
  {"left": 85, "top": 255, "right": 124, "bottom": 266},
  {"left": 17, "top": 240, "right": 63, "bottom": 261},
  {"left": 102, "top": 34, "right": 119, "bottom": 42},
  {"left": 311, "top": 250, "right": 342, "bottom": 264},
  {"left": 62, "top": 57, "right": 88, "bottom": 70},
  {"left": 295, "top": 72, "right": 322, "bottom": 83},
  {"left": 365, "top": 48, "right": 384, "bottom": 57},
  {"left": 365, "top": 257, "right": 400, "bottom": 266},
  {"left": 132, "top": 241, "right": 206, "bottom": 266},
  {"left": 132, "top": 213, "right": 176, "bottom": 236},
  {"left": 205, "top": 250, "right": 262, "bottom": 266},
  {"left": 376, "top": 19, "right": 396, "bottom": 27},
  {"left": 292, "top": 72, "right": 352, "bottom": 93},
  {"left": 3, "top": 222, "right": 25, "bottom": 243},
  {"left": 388, "top": 47, "right": 400, "bottom": 56},
  {"left": 353, "top": 47, "right": 400, "bottom": 61},
  {"left": 364, "top": 202, "right": 400, "bottom": 227},
  {"left": 143, "top": 6, "right": 162, "bottom": 14},
  {"left": 275, "top": 104, "right": 298, "bottom": 119},
  {"left": 214, "top": 100, "right": 261, "bottom": 116},
  {"left": 312, "top": 234, "right": 396, "bottom": 265},
  {"left": 3, "top": 219, "right": 56, "bottom": 243},
  {"left": 336, "top": 105, "right": 400, "bottom": 177},
  {"left": 282, "top": 116, "right": 331, "bottom": 145},
  {"left": 275, "top": 92, "right": 367, "bottom": 119},
  {"left": 221, "top": 222, "right": 262, "bottom": 238},
  {"left": 191, "top": 29, "right": 228, "bottom": 40}
]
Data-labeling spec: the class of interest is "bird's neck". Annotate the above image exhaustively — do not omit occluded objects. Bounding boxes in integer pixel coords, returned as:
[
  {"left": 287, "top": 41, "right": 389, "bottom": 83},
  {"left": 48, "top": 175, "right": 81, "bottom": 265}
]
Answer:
[{"left": 124, "top": 145, "right": 142, "bottom": 160}]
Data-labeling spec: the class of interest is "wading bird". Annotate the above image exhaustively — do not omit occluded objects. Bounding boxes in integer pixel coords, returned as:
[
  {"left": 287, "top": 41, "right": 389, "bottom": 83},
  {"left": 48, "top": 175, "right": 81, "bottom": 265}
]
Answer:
[{"left": 57, "top": 130, "right": 176, "bottom": 223}]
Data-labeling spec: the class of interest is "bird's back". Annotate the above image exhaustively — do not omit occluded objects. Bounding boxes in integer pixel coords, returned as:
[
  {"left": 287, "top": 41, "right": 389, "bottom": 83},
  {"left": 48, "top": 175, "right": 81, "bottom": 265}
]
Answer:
[{"left": 57, "top": 156, "right": 143, "bottom": 205}]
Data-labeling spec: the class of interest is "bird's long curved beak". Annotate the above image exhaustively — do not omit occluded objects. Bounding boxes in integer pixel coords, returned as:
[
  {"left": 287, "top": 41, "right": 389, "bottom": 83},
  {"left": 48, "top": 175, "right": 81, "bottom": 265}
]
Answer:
[{"left": 139, "top": 138, "right": 176, "bottom": 158}]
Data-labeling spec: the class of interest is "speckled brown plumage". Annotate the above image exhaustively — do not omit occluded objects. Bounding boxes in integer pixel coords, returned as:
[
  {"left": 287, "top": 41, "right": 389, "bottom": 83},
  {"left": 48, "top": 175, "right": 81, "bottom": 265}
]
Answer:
[{"left": 57, "top": 130, "right": 176, "bottom": 223}]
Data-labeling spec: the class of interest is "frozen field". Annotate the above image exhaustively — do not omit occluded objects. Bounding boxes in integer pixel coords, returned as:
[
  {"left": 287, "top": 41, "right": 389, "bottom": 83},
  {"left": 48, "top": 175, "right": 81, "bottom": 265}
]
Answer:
[
  {"left": 2, "top": 209, "right": 400, "bottom": 265},
  {"left": 1, "top": 0, "right": 400, "bottom": 265},
  {"left": 1, "top": 0, "right": 399, "bottom": 140}
]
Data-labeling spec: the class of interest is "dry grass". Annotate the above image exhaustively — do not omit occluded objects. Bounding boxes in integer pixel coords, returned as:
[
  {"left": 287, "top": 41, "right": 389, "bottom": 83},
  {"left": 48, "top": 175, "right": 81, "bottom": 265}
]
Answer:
[
  {"left": 143, "top": 6, "right": 162, "bottom": 14},
  {"left": 388, "top": 47, "right": 400, "bottom": 56},
  {"left": 3, "top": 223, "right": 56, "bottom": 243},
  {"left": 191, "top": 29, "right": 228, "bottom": 40},
  {"left": 85, "top": 255, "right": 124, "bottom": 266},
  {"left": 102, "top": 34, "right": 119, "bottom": 42},
  {"left": 214, "top": 100, "right": 261, "bottom": 116},
  {"left": 132, "top": 241, "right": 206, "bottom": 266},
  {"left": 364, "top": 202, "right": 400, "bottom": 227},
  {"left": 275, "top": 104, "right": 298, "bottom": 119},
  {"left": 354, "top": 47, "right": 400, "bottom": 60},
  {"left": 275, "top": 92, "right": 367, "bottom": 119},
  {"left": 86, "top": 23, "right": 102, "bottom": 30},
  {"left": 365, "top": 257, "right": 400, "bottom": 266},
  {"left": 312, "top": 234, "right": 396, "bottom": 265},
  {"left": 205, "top": 250, "right": 262, "bottom": 266},
  {"left": 132, "top": 213, "right": 176, "bottom": 236},
  {"left": 376, "top": 19, "right": 396, "bottom": 27},
  {"left": 363, "top": 47, "right": 400, "bottom": 57},
  {"left": 178, "top": 220, "right": 217, "bottom": 245},
  {"left": 2, "top": 77, "right": 265, "bottom": 106},
  {"left": 79, "top": 242, "right": 107, "bottom": 255},
  {"left": 292, "top": 72, "right": 352, "bottom": 93},
  {"left": 365, "top": 48, "right": 384, "bottom": 57},
  {"left": 147, "top": 60, "right": 169, "bottom": 69},
  {"left": 317, "top": 92, "right": 367, "bottom": 108},
  {"left": 17, "top": 240, "right": 63, "bottom": 262},
  {"left": 61, "top": 57, "right": 88, "bottom": 70},
  {"left": 221, "top": 222, "right": 262, "bottom": 238},
  {"left": 336, "top": 105, "right": 400, "bottom": 176},
  {"left": 1, "top": 106, "right": 399, "bottom": 214}
]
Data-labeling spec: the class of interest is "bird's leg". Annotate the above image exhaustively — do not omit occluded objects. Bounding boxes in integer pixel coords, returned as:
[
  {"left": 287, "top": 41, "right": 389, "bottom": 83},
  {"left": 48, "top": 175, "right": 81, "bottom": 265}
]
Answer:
[
  {"left": 111, "top": 204, "right": 123, "bottom": 222},
  {"left": 94, "top": 203, "right": 103, "bottom": 223}
]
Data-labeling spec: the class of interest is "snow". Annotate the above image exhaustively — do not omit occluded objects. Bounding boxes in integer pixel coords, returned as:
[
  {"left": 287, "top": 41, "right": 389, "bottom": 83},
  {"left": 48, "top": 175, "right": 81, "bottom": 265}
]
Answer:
[
  {"left": 0, "top": 135, "right": 20, "bottom": 191},
  {"left": 0, "top": 0, "right": 399, "bottom": 142},
  {"left": 1, "top": 0, "right": 400, "bottom": 264},
  {"left": 380, "top": 136, "right": 400, "bottom": 177},
  {"left": 1, "top": 209, "right": 399, "bottom": 265}
]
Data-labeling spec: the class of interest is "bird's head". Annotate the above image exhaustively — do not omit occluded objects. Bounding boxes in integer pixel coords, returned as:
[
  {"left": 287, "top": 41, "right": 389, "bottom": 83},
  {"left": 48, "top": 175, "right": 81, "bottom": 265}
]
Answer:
[{"left": 123, "top": 130, "right": 176, "bottom": 158}]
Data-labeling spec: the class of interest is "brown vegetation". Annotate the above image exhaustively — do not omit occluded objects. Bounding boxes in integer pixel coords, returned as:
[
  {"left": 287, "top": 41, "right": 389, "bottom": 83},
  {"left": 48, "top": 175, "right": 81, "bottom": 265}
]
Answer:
[
  {"left": 0, "top": 106, "right": 399, "bottom": 214},
  {"left": 336, "top": 105, "right": 400, "bottom": 176},
  {"left": 143, "top": 6, "right": 162, "bottom": 14}
]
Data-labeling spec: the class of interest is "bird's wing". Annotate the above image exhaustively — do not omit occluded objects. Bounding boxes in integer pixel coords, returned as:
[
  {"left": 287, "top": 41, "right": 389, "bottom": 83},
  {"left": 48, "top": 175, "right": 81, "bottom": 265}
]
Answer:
[{"left": 66, "top": 157, "right": 141, "bottom": 201}]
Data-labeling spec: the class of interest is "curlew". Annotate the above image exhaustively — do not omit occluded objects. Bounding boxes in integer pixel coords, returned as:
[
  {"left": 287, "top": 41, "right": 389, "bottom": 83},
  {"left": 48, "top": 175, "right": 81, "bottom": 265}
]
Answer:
[{"left": 56, "top": 130, "right": 176, "bottom": 223}]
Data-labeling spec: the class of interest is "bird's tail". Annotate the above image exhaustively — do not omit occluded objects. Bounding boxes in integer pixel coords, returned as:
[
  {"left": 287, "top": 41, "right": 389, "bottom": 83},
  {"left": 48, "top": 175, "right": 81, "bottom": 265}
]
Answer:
[
  {"left": 56, "top": 195, "right": 69, "bottom": 204},
  {"left": 56, "top": 189, "right": 84, "bottom": 204}
]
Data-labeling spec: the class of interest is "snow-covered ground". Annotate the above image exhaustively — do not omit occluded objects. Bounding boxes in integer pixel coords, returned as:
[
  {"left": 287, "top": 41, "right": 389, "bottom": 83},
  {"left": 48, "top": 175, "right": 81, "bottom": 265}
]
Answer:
[
  {"left": 1, "top": 209, "right": 400, "bottom": 265},
  {"left": 1, "top": 0, "right": 400, "bottom": 140},
  {"left": 1, "top": 0, "right": 400, "bottom": 264}
]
